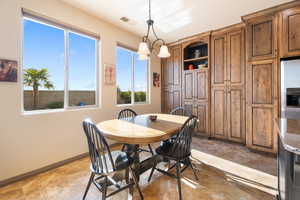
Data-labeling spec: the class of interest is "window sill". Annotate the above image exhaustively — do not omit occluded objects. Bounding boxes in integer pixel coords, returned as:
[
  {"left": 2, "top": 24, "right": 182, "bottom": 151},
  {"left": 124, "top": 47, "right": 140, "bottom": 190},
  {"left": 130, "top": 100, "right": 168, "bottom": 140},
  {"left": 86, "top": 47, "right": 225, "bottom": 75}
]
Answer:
[
  {"left": 22, "top": 105, "right": 99, "bottom": 116},
  {"left": 116, "top": 102, "right": 150, "bottom": 107}
]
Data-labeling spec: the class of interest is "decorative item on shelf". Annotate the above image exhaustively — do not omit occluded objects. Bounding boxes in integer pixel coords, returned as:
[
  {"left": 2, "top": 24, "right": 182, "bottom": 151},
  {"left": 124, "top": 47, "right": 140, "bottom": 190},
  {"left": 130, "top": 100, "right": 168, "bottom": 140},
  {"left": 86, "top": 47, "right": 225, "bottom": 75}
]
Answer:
[
  {"left": 149, "top": 115, "right": 157, "bottom": 121},
  {"left": 198, "top": 64, "right": 206, "bottom": 69},
  {"left": 194, "top": 49, "right": 201, "bottom": 58},
  {"left": 137, "top": 0, "right": 170, "bottom": 60},
  {"left": 188, "top": 64, "right": 194, "bottom": 70},
  {"left": 104, "top": 63, "right": 116, "bottom": 85},
  {"left": 204, "top": 60, "right": 208, "bottom": 67},
  {"left": 153, "top": 72, "right": 160, "bottom": 87},
  {"left": 0, "top": 59, "right": 17, "bottom": 82}
]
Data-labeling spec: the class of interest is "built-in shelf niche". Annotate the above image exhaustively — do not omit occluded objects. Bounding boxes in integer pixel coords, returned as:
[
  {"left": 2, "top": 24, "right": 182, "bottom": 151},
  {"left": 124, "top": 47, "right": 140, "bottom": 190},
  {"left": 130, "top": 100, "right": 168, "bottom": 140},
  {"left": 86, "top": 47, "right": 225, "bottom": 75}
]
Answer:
[{"left": 183, "top": 42, "right": 208, "bottom": 70}]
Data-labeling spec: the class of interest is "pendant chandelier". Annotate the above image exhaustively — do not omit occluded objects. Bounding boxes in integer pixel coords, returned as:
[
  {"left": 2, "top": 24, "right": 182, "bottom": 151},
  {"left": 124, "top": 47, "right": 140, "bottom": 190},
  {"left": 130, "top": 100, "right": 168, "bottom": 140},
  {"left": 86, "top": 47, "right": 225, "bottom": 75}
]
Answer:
[{"left": 137, "top": 0, "right": 170, "bottom": 60}]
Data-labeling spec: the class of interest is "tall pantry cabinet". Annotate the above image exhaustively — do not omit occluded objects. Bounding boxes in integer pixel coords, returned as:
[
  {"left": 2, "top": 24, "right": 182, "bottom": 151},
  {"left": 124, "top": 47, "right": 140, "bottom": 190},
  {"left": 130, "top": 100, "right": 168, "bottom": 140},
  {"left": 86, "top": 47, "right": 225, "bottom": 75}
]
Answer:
[
  {"left": 210, "top": 24, "right": 246, "bottom": 143},
  {"left": 161, "top": 45, "right": 182, "bottom": 114},
  {"left": 244, "top": 14, "right": 279, "bottom": 153}
]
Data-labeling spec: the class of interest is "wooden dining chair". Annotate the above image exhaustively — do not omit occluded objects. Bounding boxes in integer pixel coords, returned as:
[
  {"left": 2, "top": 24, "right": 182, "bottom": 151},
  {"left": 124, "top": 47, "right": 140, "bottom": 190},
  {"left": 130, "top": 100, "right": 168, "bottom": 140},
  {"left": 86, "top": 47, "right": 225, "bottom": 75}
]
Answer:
[
  {"left": 118, "top": 109, "right": 154, "bottom": 155},
  {"left": 147, "top": 115, "right": 199, "bottom": 200},
  {"left": 82, "top": 119, "right": 143, "bottom": 200},
  {"left": 170, "top": 107, "right": 186, "bottom": 116}
]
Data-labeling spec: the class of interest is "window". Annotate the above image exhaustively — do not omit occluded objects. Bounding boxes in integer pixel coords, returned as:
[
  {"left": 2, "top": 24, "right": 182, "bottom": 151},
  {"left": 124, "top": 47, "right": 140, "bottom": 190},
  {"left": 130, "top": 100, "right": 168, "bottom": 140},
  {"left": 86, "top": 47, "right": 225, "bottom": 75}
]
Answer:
[
  {"left": 22, "top": 17, "right": 98, "bottom": 111},
  {"left": 116, "top": 47, "right": 149, "bottom": 105}
]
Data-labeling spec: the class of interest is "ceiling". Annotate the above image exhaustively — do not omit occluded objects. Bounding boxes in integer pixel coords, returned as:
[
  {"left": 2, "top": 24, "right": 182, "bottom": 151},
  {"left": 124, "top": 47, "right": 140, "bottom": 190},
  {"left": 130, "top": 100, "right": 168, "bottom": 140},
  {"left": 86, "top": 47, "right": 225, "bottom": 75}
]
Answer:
[{"left": 61, "top": 0, "right": 292, "bottom": 43}]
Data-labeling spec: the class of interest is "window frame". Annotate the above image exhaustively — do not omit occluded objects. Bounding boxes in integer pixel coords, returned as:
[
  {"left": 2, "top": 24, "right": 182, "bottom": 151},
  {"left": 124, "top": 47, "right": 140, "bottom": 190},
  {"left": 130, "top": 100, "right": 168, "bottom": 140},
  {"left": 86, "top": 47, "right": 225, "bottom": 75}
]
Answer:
[
  {"left": 21, "top": 15, "right": 100, "bottom": 113},
  {"left": 116, "top": 46, "right": 150, "bottom": 106}
]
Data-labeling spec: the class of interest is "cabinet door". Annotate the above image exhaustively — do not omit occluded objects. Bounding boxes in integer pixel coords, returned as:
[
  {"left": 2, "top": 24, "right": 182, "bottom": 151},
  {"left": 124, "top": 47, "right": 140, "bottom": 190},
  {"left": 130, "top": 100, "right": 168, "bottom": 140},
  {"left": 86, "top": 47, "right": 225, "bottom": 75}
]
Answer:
[
  {"left": 246, "top": 16, "right": 277, "bottom": 61},
  {"left": 194, "top": 69, "right": 208, "bottom": 101},
  {"left": 172, "top": 46, "right": 182, "bottom": 110},
  {"left": 172, "top": 46, "right": 181, "bottom": 89},
  {"left": 227, "top": 87, "right": 245, "bottom": 143},
  {"left": 194, "top": 102, "right": 209, "bottom": 136},
  {"left": 280, "top": 6, "right": 300, "bottom": 58},
  {"left": 211, "top": 87, "right": 227, "bottom": 139},
  {"left": 172, "top": 90, "right": 181, "bottom": 110},
  {"left": 194, "top": 69, "right": 210, "bottom": 136},
  {"left": 162, "top": 57, "right": 172, "bottom": 88},
  {"left": 211, "top": 34, "right": 227, "bottom": 87},
  {"left": 161, "top": 45, "right": 182, "bottom": 113},
  {"left": 161, "top": 59, "right": 168, "bottom": 113},
  {"left": 246, "top": 59, "right": 278, "bottom": 153},
  {"left": 162, "top": 91, "right": 180, "bottom": 114},
  {"left": 183, "top": 100, "right": 194, "bottom": 116},
  {"left": 227, "top": 29, "right": 245, "bottom": 86},
  {"left": 161, "top": 90, "right": 169, "bottom": 113},
  {"left": 161, "top": 56, "right": 173, "bottom": 113},
  {"left": 183, "top": 71, "right": 194, "bottom": 102},
  {"left": 227, "top": 29, "right": 246, "bottom": 143}
]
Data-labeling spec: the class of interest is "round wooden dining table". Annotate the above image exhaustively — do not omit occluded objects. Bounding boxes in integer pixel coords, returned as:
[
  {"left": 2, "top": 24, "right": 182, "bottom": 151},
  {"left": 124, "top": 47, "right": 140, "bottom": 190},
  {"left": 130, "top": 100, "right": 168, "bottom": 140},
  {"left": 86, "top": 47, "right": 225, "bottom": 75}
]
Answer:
[
  {"left": 97, "top": 113, "right": 188, "bottom": 145},
  {"left": 96, "top": 113, "right": 189, "bottom": 199}
]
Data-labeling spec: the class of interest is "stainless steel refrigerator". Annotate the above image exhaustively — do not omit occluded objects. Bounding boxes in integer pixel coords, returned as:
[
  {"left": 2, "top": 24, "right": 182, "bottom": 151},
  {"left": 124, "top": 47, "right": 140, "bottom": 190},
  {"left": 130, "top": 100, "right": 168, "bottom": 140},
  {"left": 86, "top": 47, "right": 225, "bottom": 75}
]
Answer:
[{"left": 278, "top": 57, "right": 300, "bottom": 200}]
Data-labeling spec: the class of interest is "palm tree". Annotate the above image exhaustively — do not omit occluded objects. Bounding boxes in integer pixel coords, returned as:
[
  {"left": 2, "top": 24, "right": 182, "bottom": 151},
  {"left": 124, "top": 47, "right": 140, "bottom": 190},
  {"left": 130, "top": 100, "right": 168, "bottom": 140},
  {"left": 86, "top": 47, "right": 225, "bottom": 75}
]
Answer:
[{"left": 23, "top": 68, "right": 54, "bottom": 109}]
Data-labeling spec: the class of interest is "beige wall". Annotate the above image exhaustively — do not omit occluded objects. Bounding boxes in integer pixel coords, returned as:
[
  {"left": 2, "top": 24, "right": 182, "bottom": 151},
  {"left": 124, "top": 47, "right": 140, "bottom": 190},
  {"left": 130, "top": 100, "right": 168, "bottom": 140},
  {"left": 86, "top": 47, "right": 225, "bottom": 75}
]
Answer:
[{"left": 0, "top": 0, "right": 161, "bottom": 181}]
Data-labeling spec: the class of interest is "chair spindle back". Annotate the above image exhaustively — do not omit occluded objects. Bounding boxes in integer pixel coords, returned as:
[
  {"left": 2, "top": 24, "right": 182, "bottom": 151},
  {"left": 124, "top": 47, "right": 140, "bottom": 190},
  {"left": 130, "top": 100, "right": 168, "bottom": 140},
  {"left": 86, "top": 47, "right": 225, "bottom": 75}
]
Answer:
[
  {"left": 83, "top": 119, "right": 115, "bottom": 173},
  {"left": 118, "top": 109, "right": 137, "bottom": 121},
  {"left": 169, "top": 115, "right": 198, "bottom": 159},
  {"left": 170, "top": 107, "right": 186, "bottom": 116}
]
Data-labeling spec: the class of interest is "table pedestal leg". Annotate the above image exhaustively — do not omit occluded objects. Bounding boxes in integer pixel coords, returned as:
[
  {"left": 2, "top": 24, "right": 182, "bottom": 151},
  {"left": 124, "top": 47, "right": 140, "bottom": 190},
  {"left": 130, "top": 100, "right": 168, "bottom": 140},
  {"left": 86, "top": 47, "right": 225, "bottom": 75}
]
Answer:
[{"left": 128, "top": 145, "right": 140, "bottom": 199}]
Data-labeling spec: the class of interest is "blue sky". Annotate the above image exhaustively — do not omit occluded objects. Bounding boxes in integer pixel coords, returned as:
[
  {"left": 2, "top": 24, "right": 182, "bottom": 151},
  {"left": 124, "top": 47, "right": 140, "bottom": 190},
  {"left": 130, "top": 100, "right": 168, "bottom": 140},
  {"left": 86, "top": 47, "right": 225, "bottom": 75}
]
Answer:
[
  {"left": 23, "top": 18, "right": 148, "bottom": 92},
  {"left": 23, "top": 19, "right": 96, "bottom": 91},
  {"left": 116, "top": 47, "right": 148, "bottom": 92}
]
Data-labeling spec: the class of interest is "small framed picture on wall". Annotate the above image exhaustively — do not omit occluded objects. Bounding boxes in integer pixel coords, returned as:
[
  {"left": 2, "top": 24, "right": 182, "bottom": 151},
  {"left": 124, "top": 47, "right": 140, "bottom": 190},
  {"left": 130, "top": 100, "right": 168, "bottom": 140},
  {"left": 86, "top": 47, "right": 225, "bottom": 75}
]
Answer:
[
  {"left": 153, "top": 72, "right": 160, "bottom": 87},
  {"left": 104, "top": 63, "right": 116, "bottom": 85},
  {"left": 0, "top": 59, "right": 18, "bottom": 82}
]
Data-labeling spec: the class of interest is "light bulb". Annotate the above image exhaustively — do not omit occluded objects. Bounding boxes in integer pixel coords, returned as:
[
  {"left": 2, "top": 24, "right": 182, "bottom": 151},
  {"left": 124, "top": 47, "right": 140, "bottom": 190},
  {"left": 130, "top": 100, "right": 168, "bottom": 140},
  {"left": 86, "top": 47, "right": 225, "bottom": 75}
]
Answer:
[
  {"left": 138, "top": 42, "right": 150, "bottom": 56},
  {"left": 158, "top": 45, "right": 170, "bottom": 58}
]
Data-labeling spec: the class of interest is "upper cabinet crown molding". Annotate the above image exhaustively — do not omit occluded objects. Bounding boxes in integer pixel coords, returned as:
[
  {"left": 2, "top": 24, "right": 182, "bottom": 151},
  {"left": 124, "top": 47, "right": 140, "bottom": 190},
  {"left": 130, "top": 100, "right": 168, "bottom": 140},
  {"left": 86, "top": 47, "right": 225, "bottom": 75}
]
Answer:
[
  {"left": 167, "top": 31, "right": 212, "bottom": 47},
  {"left": 241, "top": 0, "right": 300, "bottom": 22},
  {"left": 212, "top": 22, "right": 245, "bottom": 35}
]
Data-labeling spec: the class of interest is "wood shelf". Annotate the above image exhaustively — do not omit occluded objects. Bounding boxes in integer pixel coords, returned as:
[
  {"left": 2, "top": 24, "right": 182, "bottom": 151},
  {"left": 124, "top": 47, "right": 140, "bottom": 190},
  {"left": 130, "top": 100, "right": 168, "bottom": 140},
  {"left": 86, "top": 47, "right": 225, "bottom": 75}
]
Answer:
[
  {"left": 184, "top": 67, "right": 209, "bottom": 71},
  {"left": 184, "top": 56, "right": 208, "bottom": 62}
]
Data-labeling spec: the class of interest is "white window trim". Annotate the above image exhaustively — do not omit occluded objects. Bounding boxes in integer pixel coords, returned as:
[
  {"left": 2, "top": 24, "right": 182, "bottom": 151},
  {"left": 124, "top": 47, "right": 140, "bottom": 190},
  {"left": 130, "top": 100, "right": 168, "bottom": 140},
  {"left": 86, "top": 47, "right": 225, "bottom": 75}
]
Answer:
[
  {"left": 116, "top": 46, "right": 150, "bottom": 106},
  {"left": 21, "top": 16, "right": 100, "bottom": 114}
]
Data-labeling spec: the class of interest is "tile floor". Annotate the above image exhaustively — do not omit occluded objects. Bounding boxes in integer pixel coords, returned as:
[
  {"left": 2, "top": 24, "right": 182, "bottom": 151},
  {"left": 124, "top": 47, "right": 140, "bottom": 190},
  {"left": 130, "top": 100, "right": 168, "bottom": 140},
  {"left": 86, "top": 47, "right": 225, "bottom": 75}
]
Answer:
[{"left": 0, "top": 138, "right": 277, "bottom": 200}]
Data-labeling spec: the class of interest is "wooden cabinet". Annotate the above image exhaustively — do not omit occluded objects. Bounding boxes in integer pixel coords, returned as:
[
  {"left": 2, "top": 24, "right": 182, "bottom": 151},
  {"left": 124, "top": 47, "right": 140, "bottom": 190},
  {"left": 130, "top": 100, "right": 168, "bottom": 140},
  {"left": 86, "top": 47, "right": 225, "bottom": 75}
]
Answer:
[
  {"left": 182, "top": 35, "right": 211, "bottom": 137},
  {"left": 245, "top": 15, "right": 279, "bottom": 153},
  {"left": 161, "top": 45, "right": 181, "bottom": 113},
  {"left": 227, "top": 30, "right": 246, "bottom": 143},
  {"left": 211, "top": 32, "right": 227, "bottom": 139},
  {"left": 246, "top": 60, "right": 278, "bottom": 153},
  {"left": 279, "top": 6, "right": 300, "bottom": 58},
  {"left": 246, "top": 15, "right": 277, "bottom": 61},
  {"left": 211, "top": 26, "right": 246, "bottom": 143},
  {"left": 183, "top": 69, "right": 210, "bottom": 136},
  {"left": 160, "top": 1, "right": 300, "bottom": 153}
]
